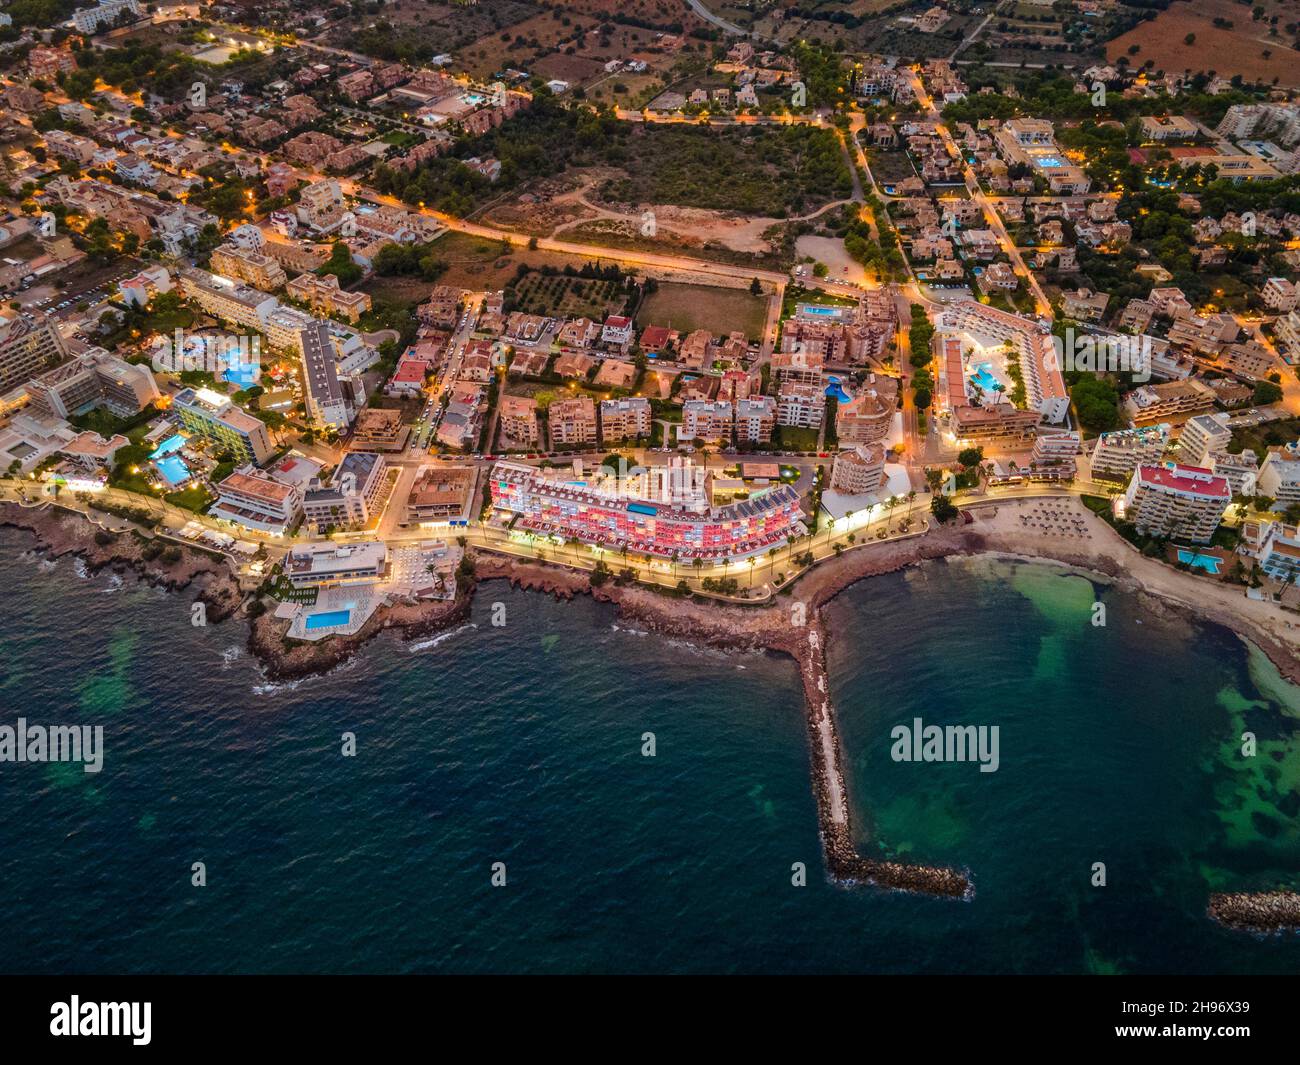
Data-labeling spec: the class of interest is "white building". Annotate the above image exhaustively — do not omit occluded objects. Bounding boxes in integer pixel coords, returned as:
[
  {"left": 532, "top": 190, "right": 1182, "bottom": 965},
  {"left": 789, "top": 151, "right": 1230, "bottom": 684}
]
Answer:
[
  {"left": 1258, "top": 443, "right": 1300, "bottom": 506},
  {"left": 1121, "top": 463, "right": 1230, "bottom": 543},
  {"left": 1177, "top": 413, "right": 1231, "bottom": 468},
  {"left": 72, "top": 0, "right": 141, "bottom": 33}
]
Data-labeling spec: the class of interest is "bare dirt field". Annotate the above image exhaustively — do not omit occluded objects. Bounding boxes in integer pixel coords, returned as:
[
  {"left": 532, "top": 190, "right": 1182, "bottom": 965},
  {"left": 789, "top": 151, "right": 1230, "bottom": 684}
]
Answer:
[
  {"left": 1107, "top": 0, "right": 1300, "bottom": 87},
  {"left": 637, "top": 281, "right": 769, "bottom": 339}
]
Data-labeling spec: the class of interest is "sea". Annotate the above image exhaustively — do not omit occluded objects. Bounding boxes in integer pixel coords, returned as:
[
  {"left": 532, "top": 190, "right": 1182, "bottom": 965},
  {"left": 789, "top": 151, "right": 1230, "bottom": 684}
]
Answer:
[{"left": 2, "top": 526, "right": 1299, "bottom": 974}]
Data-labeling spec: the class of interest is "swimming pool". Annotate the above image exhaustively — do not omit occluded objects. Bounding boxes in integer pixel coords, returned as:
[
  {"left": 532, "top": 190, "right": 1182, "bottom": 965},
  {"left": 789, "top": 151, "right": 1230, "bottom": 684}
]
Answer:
[
  {"left": 1177, "top": 550, "right": 1222, "bottom": 575},
  {"left": 825, "top": 375, "right": 851, "bottom": 403},
  {"left": 969, "top": 361, "right": 1000, "bottom": 393},
  {"left": 801, "top": 305, "right": 840, "bottom": 317},
  {"left": 150, "top": 434, "right": 187, "bottom": 459},
  {"left": 305, "top": 609, "right": 352, "bottom": 630},
  {"left": 154, "top": 454, "right": 191, "bottom": 487}
]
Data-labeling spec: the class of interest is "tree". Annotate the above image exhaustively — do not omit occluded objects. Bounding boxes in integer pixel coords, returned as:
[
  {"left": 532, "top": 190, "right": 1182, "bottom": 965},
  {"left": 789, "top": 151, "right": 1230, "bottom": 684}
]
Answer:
[
  {"left": 749, "top": 277, "right": 761, "bottom": 295},
  {"left": 931, "top": 495, "right": 959, "bottom": 524}
]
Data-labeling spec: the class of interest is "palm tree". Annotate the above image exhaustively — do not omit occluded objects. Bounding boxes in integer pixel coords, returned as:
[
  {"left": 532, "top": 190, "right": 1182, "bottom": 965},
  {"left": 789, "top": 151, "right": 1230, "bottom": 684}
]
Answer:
[
  {"left": 671, "top": 550, "right": 680, "bottom": 579},
  {"left": 885, "top": 496, "right": 899, "bottom": 531},
  {"left": 692, "top": 556, "right": 703, "bottom": 580},
  {"left": 748, "top": 555, "right": 757, "bottom": 588}
]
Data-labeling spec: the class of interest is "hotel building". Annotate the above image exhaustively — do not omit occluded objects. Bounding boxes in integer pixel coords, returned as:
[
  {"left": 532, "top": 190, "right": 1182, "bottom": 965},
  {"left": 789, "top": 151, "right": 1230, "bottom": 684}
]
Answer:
[
  {"left": 936, "top": 301, "right": 1069, "bottom": 425},
  {"left": 210, "top": 467, "right": 303, "bottom": 534},
  {"left": 0, "top": 309, "right": 67, "bottom": 396},
  {"left": 1089, "top": 424, "right": 1169, "bottom": 482},
  {"left": 172, "top": 386, "right": 274, "bottom": 465},
  {"left": 489, "top": 459, "right": 805, "bottom": 561},
  {"left": 26, "top": 348, "right": 158, "bottom": 420},
  {"left": 300, "top": 322, "right": 352, "bottom": 430},
  {"left": 179, "top": 268, "right": 278, "bottom": 333},
  {"left": 1122, "top": 463, "right": 1230, "bottom": 543},
  {"left": 285, "top": 541, "right": 389, "bottom": 588}
]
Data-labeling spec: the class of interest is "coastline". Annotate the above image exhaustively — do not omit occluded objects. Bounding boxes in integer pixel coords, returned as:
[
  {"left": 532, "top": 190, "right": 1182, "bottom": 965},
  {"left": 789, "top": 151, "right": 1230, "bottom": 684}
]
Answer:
[{"left": 6, "top": 494, "right": 1300, "bottom": 919}]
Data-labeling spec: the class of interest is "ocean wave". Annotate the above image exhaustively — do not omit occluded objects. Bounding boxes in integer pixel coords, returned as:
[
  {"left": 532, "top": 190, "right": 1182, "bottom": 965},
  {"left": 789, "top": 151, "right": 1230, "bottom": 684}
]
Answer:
[
  {"left": 100, "top": 572, "right": 124, "bottom": 593},
  {"left": 407, "top": 623, "right": 477, "bottom": 653},
  {"left": 72, "top": 558, "right": 90, "bottom": 579},
  {"left": 221, "top": 646, "right": 243, "bottom": 668}
]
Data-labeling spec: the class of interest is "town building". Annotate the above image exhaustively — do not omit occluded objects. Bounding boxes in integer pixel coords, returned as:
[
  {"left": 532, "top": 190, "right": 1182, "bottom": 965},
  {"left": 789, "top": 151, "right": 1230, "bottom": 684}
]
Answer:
[
  {"left": 172, "top": 386, "right": 274, "bottom": 465},
  {"left": 599, "top": 397, "right": 651, "bottom": 443},
  {"left": 0, "top": 310, "right": 67, "bottom": 397},
  {"left": 548, "top": 396, "right": 598, "bottom": 446},
  {"left": 1122, "top": 463, "right": 1230, "bottom": 543},
  {"left": 830, "top": 443, "right": 886, "bottom": 495},
  {"left": 682, "top": 400, "right": 733, "bottom": 444},
  {"left": 210, "top": 467, "right": 303, "bottom": 534},
  {"left": 301, "top": 451, "right": 387, "bottom": 532}
]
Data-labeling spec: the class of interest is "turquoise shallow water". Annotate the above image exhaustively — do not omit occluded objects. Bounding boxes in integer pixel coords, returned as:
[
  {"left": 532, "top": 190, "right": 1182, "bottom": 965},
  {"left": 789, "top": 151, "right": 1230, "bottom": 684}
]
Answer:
[{"left": 1, "top": 529, "right": 1299, "bottom": 973}]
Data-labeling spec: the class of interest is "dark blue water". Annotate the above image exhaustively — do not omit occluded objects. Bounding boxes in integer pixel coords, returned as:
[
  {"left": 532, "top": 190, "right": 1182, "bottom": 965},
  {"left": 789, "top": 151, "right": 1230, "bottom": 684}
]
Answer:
[{"left": 2, "top": 529, "right": 1298, "bottom": 973}]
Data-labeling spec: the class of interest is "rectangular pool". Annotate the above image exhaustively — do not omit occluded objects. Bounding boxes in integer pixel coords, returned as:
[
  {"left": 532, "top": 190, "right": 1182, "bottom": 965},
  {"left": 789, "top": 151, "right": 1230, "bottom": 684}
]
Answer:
[
  {"left": 305, "top": 609, "right": 352, "bottom": 630},
  {"left": 1177, "top": 550, "right": 1221, "bottom": 575},
  {"left": 155, "top": 454, "right": 191, "bottom": 487}
]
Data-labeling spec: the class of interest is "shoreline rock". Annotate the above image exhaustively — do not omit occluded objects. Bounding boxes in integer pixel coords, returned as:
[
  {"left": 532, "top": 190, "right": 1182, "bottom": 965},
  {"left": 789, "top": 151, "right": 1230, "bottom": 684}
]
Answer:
[{"left": 1208, "top": 891, "right": 1300, "bottom": 933}]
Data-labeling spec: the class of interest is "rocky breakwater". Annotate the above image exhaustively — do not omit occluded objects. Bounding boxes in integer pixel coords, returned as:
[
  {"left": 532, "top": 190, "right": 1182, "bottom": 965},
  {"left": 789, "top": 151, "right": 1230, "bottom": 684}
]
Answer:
[
  {"left": 795, "top": 611, "right": 973, "bottom": 899},
  {"left": 1208, "top": 891, "right": 1300, "bottom": 933}
]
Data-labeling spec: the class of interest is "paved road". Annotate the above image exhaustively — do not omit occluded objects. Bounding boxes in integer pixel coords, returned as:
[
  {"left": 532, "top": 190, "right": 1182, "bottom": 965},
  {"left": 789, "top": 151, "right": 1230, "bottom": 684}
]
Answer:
[{"left": 685, "top": 0, "right": 748, "bottom": 37}]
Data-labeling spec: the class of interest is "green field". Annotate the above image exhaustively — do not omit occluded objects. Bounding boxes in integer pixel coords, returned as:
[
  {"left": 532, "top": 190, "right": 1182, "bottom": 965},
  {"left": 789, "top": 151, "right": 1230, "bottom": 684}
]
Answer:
[{"left": 636, "top": 283, "right": 769, "bottom": 341}]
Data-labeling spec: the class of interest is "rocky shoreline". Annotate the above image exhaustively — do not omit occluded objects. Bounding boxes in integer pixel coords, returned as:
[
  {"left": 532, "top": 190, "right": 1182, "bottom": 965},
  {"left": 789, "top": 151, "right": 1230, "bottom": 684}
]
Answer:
[
  {"left": 1208, "top": 891, "right": 1300, "bottom": 933},
  {"left": 8, "top": 496, "right": 1300, "bottom": 916},
  {"left": 1, "top": 501, "right": 243, "bottom": 623}
]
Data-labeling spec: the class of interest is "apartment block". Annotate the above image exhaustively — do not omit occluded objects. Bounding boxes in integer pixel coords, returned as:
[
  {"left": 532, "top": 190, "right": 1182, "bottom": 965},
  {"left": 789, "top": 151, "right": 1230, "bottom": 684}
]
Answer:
[
  {"left": 1122, "top": 463, "right": 1229, "bottom": 543},
  {"left": 0, "top": 310, "right": 67, "bottom": 396},
  {"left": 682, "top": 400, "right": 733, "bottom": 444},
  {"left": 1089, "top": 424, "right": 1169, "bottom": 482},
  {"left": 599, "top": 397, "right": 651, "bottom": 443},
  {"left": 777, "top": 381, "right": 825, "bottom": 428},
  {"left": 548, "top": 396, "right": 597, "bottom": 447},
  {"left": 210, "top": 244, "right": 288, "bottom": 292},
  {"left": 830, "top": 443, "right": 886, "bottom": 495},
  {"left": 734, "top": 396, "right": 776, "bottom": 443}
]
